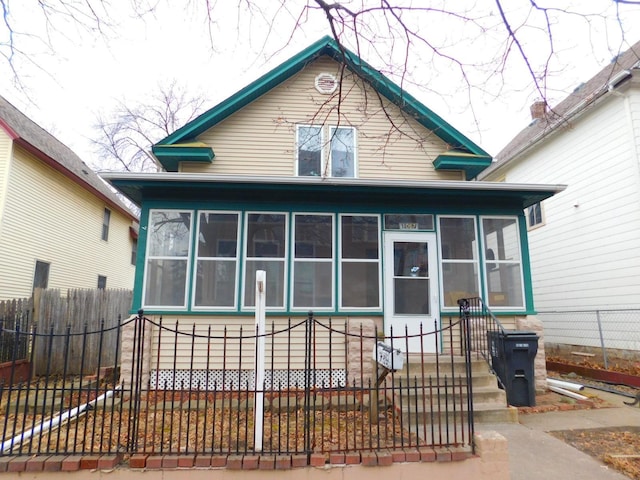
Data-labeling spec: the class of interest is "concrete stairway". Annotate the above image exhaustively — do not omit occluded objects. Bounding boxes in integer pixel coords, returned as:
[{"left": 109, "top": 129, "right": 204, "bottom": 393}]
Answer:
[{"left": 387, "top": 354, "right": 518, "bottom": 432}]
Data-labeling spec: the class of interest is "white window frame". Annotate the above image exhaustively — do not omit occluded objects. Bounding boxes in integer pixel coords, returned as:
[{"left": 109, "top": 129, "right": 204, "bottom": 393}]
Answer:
[
  {"left": 290, "top": 213, "right": 335, "bottom": 311},
  {"left": 242, "top": 211, "right": 289, "bottom": 311},
  {"left": 338, "top": 213, "right": 382, "bottom": 311},
  {"left": 296, "top": 124, "right": 357, "bottom": 178},
  {"left": 192, "top": 210, "right": 241, "bottom": 311},
  {"left": 142, "top": 209, "right": 194, "bottom": 310},
  {"left": 526, "top": 202, "right": 544, "bottom": 230},
  {"left": 437, "top": 215, "right": 481, "bottom": 310},
  {"left": 329, "top": 126, "right": 357, "bottom": 178},
  {"left": 480, "top": 215, "right": 526, "bottom": 310},
  {"left": 296, "top": 125, "right": 324, "bottom": 177}
]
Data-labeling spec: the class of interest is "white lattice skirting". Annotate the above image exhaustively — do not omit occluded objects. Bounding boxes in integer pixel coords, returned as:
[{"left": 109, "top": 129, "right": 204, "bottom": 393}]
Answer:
[{"left": 149, "top": 369, "right": 347, "bottom": 390}]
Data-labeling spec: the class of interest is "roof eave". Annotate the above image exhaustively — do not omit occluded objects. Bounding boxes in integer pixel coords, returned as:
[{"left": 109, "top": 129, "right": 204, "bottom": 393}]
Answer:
[{"left": 102, "top": 172, "right": 565, "bottom": 210}]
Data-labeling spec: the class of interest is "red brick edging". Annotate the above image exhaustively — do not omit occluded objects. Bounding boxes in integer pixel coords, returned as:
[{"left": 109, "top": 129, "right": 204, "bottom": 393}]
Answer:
[{"left": 0, "top": 448, "right": 474, "bottom": 472}]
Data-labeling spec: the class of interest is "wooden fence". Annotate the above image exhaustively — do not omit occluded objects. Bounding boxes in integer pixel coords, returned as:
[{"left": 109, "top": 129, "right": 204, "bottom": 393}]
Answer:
[{"left": 0, "top": 288, "right": 133, "bottom": 375}]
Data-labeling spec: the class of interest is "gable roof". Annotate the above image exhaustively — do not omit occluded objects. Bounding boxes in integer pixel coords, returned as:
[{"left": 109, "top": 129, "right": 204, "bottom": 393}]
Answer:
[
  {"left": 0, "top": 95, "right": 137, "bottom": 221},
  {"left": 482, "top": 40, "right": 640, "bottom": 177},
  {"left": 152, "top": 36, "right": 491, "bottom": 176}
]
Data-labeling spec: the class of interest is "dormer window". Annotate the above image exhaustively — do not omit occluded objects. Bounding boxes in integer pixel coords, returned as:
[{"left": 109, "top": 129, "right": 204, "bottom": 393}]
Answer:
[{"left": 296, "top": 125, "right": 356, "bottom": 178}]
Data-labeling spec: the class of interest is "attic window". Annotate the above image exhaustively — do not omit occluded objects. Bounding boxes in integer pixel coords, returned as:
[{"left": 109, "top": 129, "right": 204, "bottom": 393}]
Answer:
[{"left": 315, "top": 73, "right": 338, "bottom": 94}]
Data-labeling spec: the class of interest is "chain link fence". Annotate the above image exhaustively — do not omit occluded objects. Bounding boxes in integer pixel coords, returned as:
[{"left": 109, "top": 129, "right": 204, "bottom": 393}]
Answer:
[{"left": 537, "top": 309, "right": 640, "bottom": 368}]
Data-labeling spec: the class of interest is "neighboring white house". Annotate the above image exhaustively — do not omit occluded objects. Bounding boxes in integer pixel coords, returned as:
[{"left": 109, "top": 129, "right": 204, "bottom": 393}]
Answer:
[
  {"left": 0, "top": 95, "right": 138, "bottom": 300},
  {"left": 480, "top": 41, "right": 640, "bottom": 352}
]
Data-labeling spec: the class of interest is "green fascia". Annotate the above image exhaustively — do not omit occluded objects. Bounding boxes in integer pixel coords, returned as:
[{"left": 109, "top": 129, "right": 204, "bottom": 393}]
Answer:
[
  {"left": 433, "top": 153, "right": 493, "bottom": 180},
  {"left": 152, "top": 145, "right": 215, "bottom": 172},
  {"left": 155, "top": 36, "right": 491, "bottom": 159}
]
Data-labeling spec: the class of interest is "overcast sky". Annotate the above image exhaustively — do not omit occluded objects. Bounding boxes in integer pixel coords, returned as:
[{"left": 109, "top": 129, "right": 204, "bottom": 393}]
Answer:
[{"left": 1, "top": 1, "right": 640, "bottom": 168}]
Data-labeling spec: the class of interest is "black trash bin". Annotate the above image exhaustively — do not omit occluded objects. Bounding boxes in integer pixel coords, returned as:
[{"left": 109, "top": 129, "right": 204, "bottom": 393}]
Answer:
[{"left": 487, "top": 330, "right": 539, "bottom": 407}]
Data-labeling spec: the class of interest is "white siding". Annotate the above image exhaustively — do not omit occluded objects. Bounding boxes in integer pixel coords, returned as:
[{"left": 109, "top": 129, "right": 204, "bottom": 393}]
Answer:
[
  {"left": 184, "top": 57, "right": 463, "bottom": 181},
  {"left": 496, "top": 93, "right": 640, "bottom": 310},
  {"left": 0, "top": 146, "right": 135, "bottom": 299}
]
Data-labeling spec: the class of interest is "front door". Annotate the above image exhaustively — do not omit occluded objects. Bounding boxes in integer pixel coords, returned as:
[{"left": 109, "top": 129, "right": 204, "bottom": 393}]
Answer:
[{"left": 384, "top": 232, "right": 440, "bottom": 353}]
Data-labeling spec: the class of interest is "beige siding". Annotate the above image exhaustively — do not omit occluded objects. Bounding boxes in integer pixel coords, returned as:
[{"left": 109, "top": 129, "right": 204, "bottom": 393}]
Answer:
[
  {"left": 0, "top": 146, "right": 135, "bottom": 299},
  {"left": 149, "top": 315, "right": 348, "bottom": 371},
  {"left": 183, "top": 57, "right": 463, "bottom": 181},
  {"left": 0, "top": 129, "right": 13, "bottom": 230}
]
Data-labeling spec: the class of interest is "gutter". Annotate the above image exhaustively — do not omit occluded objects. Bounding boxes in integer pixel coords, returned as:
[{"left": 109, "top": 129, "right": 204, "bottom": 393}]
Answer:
[
  {"left": 1, "top": 385, "right": 121, "bottom": 454},
  {"left": 100, "top": 172, "right": 566, "bottom": 195}
]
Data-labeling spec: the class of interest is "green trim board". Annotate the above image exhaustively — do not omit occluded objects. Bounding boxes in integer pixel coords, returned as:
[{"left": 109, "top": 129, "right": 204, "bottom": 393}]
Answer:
[
  {"left": 433, "top": 152, "right": 493, "bottom": 180},
  {"left": 104, "top": 174, "right": 563, "bottom": 210},
  {"left": 152, "top": 145, "right": 215, "bottom": 172},
  {"left": 153, "top": 36, "right": 491, "bottom": 171}
]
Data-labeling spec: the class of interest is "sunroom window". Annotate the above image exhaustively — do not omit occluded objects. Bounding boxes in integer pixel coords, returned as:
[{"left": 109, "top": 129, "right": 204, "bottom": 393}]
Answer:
[
  {"left": 292, "top": 214, "right": 334, "bottom": 309},
  {"left": 340, "top": 215, "right": 381, "bottom": 308},
  {"left": 194, "top": 212, "right": 240, "bottom": 308},
  {"left": 482, "top": 217, "right": 524, "bottom": 308},
  {"left": 244, "top": 213, "right": 287, "bottom": 308},
  {"left": 439, "top": 216, "right": 480, "bottom": 307},
  {"left": 144, "top": 210, "right": 192, "bottom": 307}
]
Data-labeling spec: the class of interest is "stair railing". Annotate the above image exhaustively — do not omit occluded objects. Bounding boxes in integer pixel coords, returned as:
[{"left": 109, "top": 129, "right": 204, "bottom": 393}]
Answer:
[{"left": 458, "top": 297, "right": 506, "bottom": 390}]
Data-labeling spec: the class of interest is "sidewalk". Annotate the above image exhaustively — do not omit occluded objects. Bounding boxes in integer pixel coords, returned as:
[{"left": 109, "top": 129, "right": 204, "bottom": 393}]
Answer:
[{"left": 481, "top": 387, "right": 640, "bottom": 480}]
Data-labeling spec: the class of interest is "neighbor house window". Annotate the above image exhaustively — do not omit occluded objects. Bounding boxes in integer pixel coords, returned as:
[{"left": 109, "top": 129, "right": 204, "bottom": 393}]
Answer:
[
  {"left": 97, "top": 275, "right": 107, "bottom": 289},
  {"left": 297, "top": 125, "right": 356, "bottom": 178},
  {"left": 33, "top": 261, "right": 50, "bottom": 290},
  {"left": 292, "top": 214, "right": 334, "bottom": 309},
  {"left": 131, "top": 239, "right": 137, "bottom": 265},
  {"left": 194, "top": 212, "right": 240, "bottom": 309},
  {"left": 481, "top": 217, "right": 525, "bottom": 308},
  {"left": 526, "top": 202, "right": 543, "bottom": 229},
  {"left": 102, "top": 208, "right": 111, "bottom": 241},
  {"left": 144, "top": 210, "right": 193, "bottom": 308},
  {"left": 439, "top": 216, "right": 480, "bottom": 307},
  {"left": 243, "top": 213, "right": 287, "bottom": 309},
  {"left": 340, "top": 215, "right": 381, "bottom": 309}
]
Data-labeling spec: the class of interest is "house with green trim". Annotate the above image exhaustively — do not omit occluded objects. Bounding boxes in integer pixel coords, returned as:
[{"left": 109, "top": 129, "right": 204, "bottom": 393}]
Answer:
[{"left": 103, "top": 37, "right": 563, "bottom": 386}]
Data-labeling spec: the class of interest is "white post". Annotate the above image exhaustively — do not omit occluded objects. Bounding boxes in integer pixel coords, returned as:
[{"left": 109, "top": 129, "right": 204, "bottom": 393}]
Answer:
[{"left": 254, "top": 270, "right": 266, "bottom": 452}]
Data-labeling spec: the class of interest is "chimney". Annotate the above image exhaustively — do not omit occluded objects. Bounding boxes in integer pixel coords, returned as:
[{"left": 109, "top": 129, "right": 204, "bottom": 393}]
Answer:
[{"left": 530, "top": 100, "right": 547, "bottom": 120}]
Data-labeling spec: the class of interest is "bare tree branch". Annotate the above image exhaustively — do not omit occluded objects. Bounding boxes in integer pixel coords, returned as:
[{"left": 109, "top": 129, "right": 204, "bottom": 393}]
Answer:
[{"left": 92, "top": 80, "right": 207, "bottom": 172}]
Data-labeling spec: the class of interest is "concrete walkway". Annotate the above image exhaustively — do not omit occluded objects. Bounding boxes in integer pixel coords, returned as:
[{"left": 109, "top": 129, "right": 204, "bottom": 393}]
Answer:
[{"left": 480, "top": 387, "right": 640, "bottom": 480}]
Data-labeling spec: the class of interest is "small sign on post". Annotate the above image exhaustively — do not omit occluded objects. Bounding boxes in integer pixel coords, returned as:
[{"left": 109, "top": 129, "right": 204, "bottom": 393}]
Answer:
[
  {"left": 370, "top": 342, "right": 405, "bottom": 425},
  {"left": 373, "top": 341, "right": 405, "bottom": 372}
]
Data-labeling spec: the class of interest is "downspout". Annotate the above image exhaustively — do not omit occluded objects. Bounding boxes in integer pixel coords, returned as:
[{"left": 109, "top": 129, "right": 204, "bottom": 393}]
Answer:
[{"left": 1, "top": 385, "right": 121, "bottom": 453}]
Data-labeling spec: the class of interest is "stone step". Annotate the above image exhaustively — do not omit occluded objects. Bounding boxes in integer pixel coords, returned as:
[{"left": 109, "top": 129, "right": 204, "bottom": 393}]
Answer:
[
  {"left": 403, "top": 402, "right": 518, "bottom": 425},
  {"left": 392, "top": 385, "right": 507, "bottom": 407},
  {"left": 385, "top": 371, "right": 497, "bottom": 389}
]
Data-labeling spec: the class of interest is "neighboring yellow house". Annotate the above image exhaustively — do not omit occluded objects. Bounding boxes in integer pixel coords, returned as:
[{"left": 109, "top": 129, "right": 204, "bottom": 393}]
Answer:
[{"left": 0, "top": 95, "right": 138, "bottom": 300}]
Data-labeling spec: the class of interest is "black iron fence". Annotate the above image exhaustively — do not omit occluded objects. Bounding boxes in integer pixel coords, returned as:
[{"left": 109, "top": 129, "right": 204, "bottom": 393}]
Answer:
[
  {"left": 458, "top": 297, "right": 505, "bottom": 384},
  {"left": 0, "top": 312, "right": 475, "bottom": 460}
]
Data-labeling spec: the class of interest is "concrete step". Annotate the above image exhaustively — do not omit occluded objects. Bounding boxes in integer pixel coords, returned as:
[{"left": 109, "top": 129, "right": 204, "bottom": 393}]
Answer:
[
  {"left": 392, "top": 385, "right": 507, "bottom": 407},
  {"left": 403, "top": 402, "right": 518, "bottom": 425}
]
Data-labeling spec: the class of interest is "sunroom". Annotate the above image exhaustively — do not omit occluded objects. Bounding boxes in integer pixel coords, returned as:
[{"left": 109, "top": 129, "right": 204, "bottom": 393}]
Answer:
[{"left": 106, "top": 173, "right": 562, "bottom": 356}]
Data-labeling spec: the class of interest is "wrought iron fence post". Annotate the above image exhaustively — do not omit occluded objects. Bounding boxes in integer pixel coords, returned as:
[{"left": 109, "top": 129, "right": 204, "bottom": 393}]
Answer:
[
  {"left": 461, "top": 304, "right": 475, "bottom": 452},
  {"left": 127, "top": 309, "right": 145, "bottom": 452},
  {"left": 303, "top": 311, "right": 314, "bottom": 459}
]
